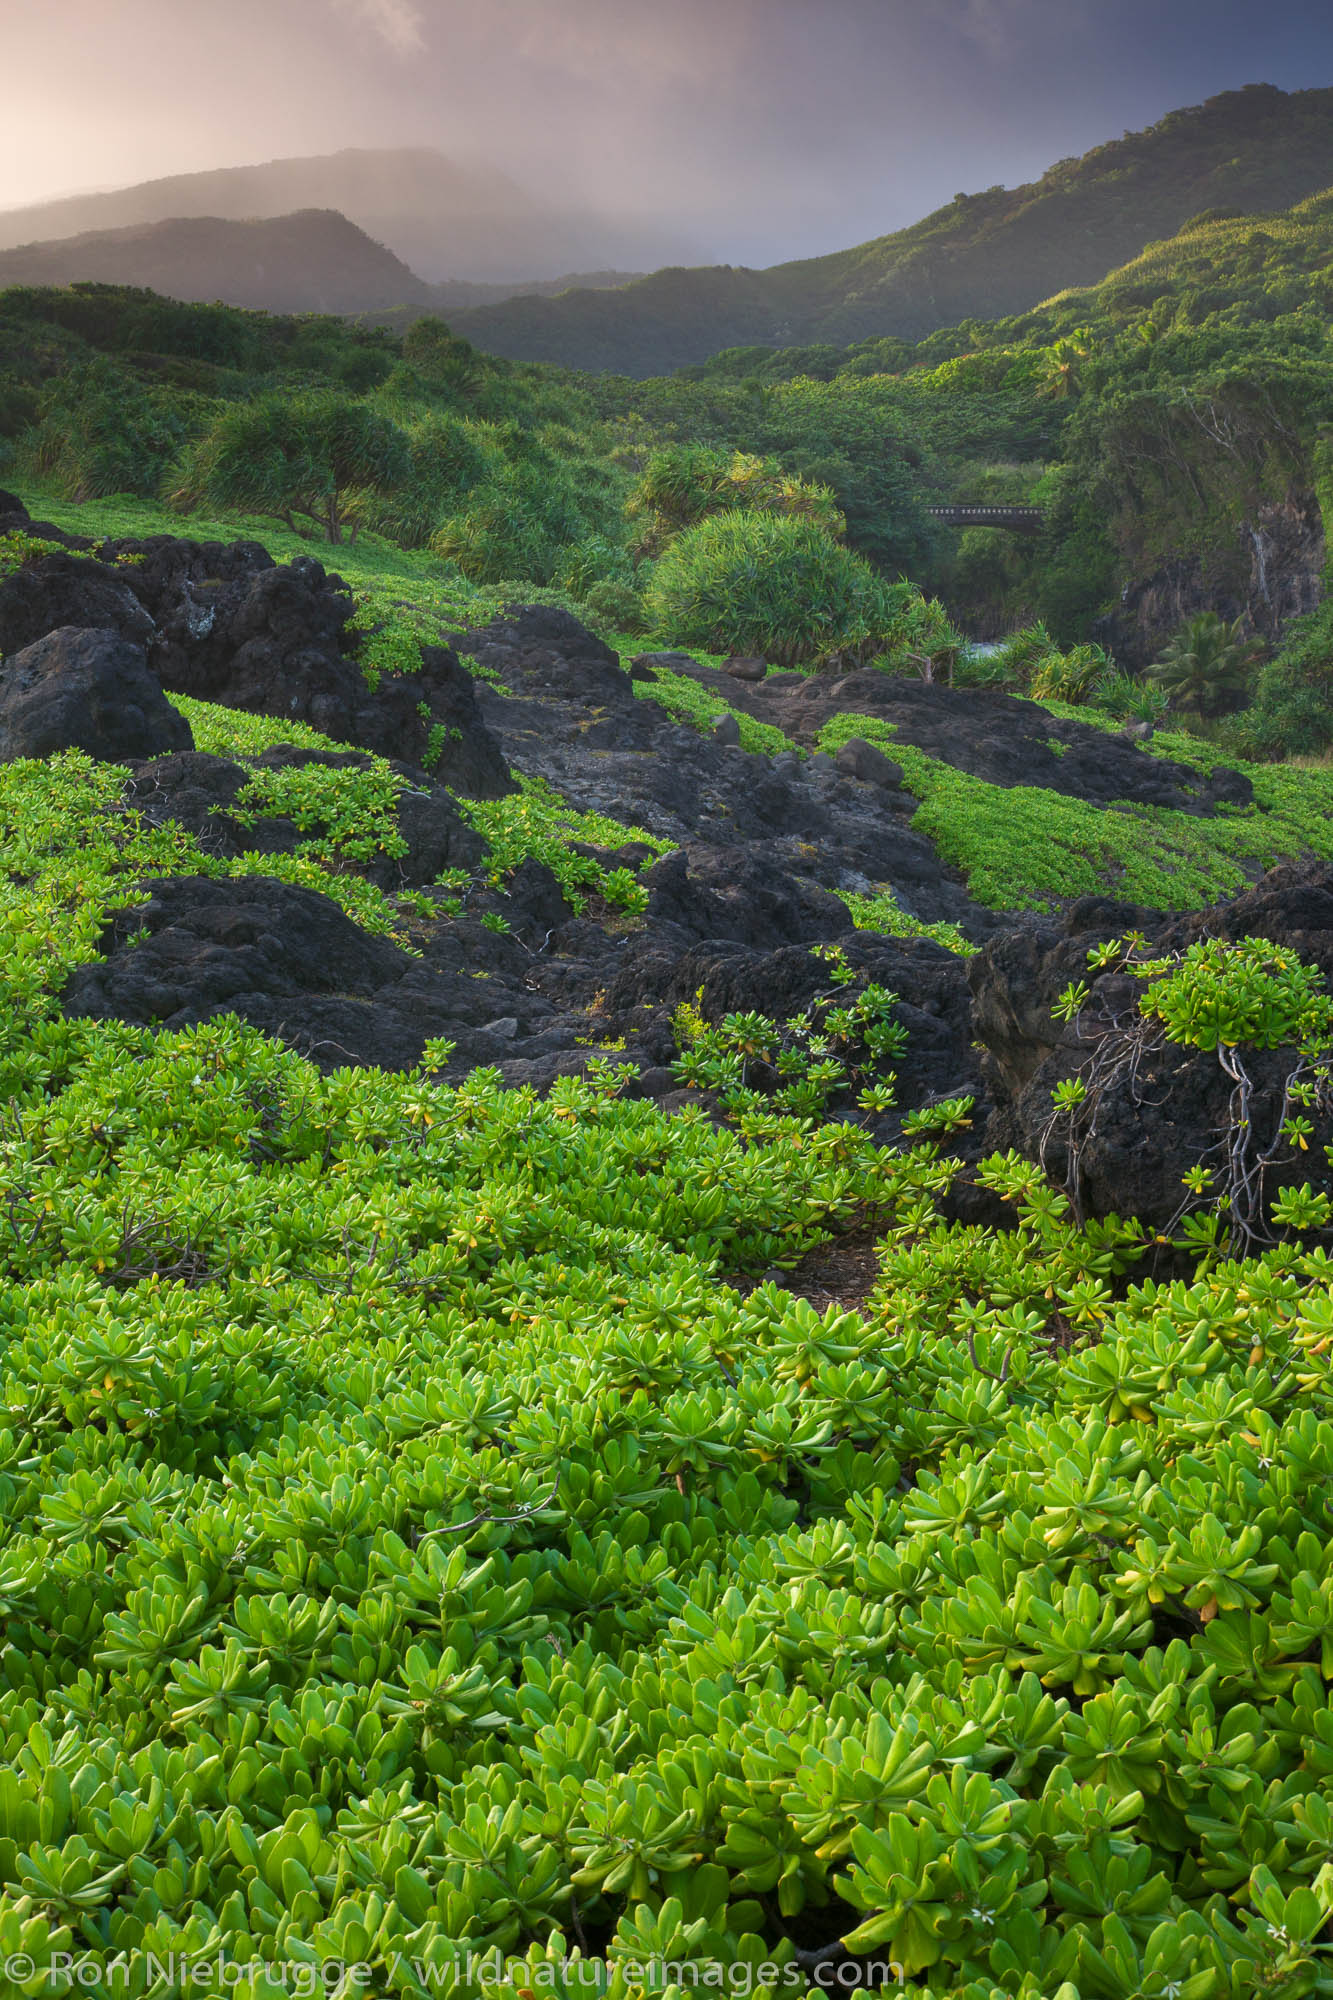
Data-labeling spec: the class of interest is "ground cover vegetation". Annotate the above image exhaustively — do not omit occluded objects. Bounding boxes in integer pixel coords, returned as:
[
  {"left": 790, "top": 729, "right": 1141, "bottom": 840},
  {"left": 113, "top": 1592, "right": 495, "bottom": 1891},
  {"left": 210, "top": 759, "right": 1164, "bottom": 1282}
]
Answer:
[
  {"left": 1, "top": 107, "right": 1333, "bottom": 1992},
  {"left": 812, "top": 709, "right": 1333, "bottom": 914},
  {"left": 0, "top": 765, "right": 1329, "bottom": 1993}
]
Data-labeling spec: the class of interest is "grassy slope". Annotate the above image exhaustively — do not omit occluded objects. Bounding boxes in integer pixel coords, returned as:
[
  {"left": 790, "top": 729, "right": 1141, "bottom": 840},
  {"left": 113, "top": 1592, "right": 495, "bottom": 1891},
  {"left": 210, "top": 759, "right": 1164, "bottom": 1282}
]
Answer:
[
  {"left": 927, "top": 185, "right": 1333, "bottom": 356},
  {"left": 816, "top": 707, "right": 1333, "bottom": 912},
  {"left": 445, "top": 85, "right": 1333, "bottom": 373}
]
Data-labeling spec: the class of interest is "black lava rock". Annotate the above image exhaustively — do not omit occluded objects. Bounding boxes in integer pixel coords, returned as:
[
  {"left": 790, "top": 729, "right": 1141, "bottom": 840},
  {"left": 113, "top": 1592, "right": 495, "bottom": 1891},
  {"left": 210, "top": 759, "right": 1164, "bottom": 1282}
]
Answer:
[{"left": 0, "top": 627, "right": 193, "bottom": 763}]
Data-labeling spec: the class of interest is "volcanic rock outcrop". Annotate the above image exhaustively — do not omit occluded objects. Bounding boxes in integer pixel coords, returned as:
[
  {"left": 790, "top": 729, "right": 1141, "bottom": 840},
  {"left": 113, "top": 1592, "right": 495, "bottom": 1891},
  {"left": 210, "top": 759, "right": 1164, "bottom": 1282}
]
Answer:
[
  {"left": 3, "top": 496, "right": 1329, "bottom": 1229},
  {"left": 0, "top": 625, "right": 193, "bottom": 763}
]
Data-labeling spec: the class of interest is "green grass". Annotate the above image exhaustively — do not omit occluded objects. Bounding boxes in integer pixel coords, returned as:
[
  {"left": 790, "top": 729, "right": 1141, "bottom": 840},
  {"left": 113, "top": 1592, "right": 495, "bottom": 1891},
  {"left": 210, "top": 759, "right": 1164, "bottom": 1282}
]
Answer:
[
  {"left": 836, "top": 886, "right": 971, "bottom": 955},
  {"left": 14, "top": 485, "right": 625, "bottom": 676},
  {"left": 818, "top": 710, "right": 1333, "bottom": 911},
  {"left": 176, "top": 697, "right": 357, "bottom": 759},
  {"left": 21, "top": 483, "right": 487, "bottom": 608},
  {"left": 630, "top": 656, "right": 799, "bottom": 757}
]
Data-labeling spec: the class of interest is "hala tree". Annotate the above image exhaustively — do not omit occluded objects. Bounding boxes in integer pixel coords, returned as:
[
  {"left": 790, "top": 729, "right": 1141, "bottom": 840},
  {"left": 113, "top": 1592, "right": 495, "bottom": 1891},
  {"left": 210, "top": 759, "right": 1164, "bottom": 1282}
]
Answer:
[
  {"left": 626, "top": 443, "right": 845, "bottom": 556},
  {"left": 173, "top": 392, "right": 410, "bottom": 543},
  {"left": 644, "top": 508, "right": 921, "bottom": 669}
]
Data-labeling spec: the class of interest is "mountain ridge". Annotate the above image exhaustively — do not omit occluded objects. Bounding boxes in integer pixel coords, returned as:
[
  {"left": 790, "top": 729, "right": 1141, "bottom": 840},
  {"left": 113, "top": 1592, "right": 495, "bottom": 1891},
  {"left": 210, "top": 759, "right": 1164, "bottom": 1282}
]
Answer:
[
  {"left": 442, "top": 83, "right": 1333, "bottom": 374},
  {"left": 0, "top": 146, "right": 698, "bottom": 285},
  {"left": 0, "top": 210, "right": 430, "bottom": 316}
]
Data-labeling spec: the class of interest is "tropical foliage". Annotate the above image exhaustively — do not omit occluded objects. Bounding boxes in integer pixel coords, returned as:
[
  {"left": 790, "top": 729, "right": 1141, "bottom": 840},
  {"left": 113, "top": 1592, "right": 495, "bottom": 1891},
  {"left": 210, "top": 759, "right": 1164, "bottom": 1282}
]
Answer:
[
  {"left": 1147, "top": 614, "right": 1265, "bottom": 717},
  {"left": 644, "top": 512, "right": 912, "bottom": 669},
  {"left": 173, "top": 392, "right": 412, "bottom": 543},
  {"left": 0, "top": 787, "right": 1326, "bottom": 1991},
  {"left": 626, "top": 445, "right": 844, "bottom": 556},
  {"left": 0, "top": 87, "right": 1332, "bottom": 1998}
]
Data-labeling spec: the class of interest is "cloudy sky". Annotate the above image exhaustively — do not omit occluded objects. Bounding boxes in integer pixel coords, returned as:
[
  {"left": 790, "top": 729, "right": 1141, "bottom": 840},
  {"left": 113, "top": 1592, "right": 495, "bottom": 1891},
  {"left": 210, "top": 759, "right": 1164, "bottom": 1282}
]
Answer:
[{"left": 3, "top": 0, "right": 1333, "bottom": 265}]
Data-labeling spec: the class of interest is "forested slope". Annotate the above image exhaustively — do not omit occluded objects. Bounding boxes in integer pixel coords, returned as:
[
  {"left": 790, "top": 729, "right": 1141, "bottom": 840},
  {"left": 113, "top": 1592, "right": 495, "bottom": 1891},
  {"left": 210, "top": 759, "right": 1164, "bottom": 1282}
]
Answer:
[{"left": 447, "top": 85, "right": 1333, "bottom": 372}]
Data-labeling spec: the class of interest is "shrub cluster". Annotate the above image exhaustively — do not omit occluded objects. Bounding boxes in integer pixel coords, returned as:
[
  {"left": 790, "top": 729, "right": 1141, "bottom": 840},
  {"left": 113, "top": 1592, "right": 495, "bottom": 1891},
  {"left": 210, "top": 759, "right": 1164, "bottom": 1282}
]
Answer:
[{"left": 644, "top": 514, "right": 914, "bottom": 670}]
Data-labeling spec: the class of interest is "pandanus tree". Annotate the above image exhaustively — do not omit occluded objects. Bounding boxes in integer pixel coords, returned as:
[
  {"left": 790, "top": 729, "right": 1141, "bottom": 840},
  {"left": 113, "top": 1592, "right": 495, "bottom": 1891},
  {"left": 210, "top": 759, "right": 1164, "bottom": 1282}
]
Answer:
[
  {"left": 174, "top": 392, "right": 410, "bottom": 543},
  {"left": 627, "top": 443, "right": 844, "bottom": 556},
  {"left": 1147, "top": 612, "right": 1265, "bottom": 716},
  {"left": 644, "top": 508, "right": 925, "bottom": 670}
]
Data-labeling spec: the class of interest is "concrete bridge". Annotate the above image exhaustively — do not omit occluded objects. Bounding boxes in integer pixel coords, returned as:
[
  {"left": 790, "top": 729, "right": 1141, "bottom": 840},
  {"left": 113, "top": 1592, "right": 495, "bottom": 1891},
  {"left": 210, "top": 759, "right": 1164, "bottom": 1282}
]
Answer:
[{"left": 928, "top": 505, "right": 1045, "bottom": 534}]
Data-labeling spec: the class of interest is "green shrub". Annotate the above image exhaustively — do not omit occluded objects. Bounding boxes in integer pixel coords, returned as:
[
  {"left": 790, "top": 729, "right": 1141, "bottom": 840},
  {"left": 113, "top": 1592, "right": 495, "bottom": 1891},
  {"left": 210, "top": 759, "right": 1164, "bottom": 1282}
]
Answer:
[
  {"left": 1091, "top": 667, "right": 1171, "bottom": 725},
  {"left": 644, "top": 510, "right": 905, "bottom": 669},
  {"left": 22, "top": 358, "right": 201, "bottom": 501},
  {"left": 458, "top": 774, "right": 673, "bottom": 912},
  {"left": 985, "top": 622, "right": 1062, "bottom": 689},
  {"left": 581, "top": 575, "right": 649, "bottom": 633},
  {"left": 671, "top": 958, "right": 910, "bottom": 1119},
  {"left": 0, "top": 953, "right": 1328, "bottom": 1991},
  {"left": 431, "top": 437, "right": 622, "bottom": 585},
  {"left": 628, "top": 443, "right": 844, "bottom": 555},
  {"left": 349, "top": 409, "right": 493, "bottom": 548},
  {"left": 0, "top": 528, "right": 65, "bottom": 579},
  {"left": 1029, "top": 641, "right": 1112, "bottom": 704},
  {"left": 1220, "top": 601, "right": 1333, "bottom": 760}
]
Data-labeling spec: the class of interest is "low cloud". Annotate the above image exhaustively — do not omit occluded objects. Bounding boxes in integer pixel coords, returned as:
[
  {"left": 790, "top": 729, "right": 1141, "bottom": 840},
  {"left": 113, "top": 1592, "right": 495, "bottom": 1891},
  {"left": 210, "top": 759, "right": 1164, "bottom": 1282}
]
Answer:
[{"left": 334, "top": 0, "right": 424, "bottom": 55}]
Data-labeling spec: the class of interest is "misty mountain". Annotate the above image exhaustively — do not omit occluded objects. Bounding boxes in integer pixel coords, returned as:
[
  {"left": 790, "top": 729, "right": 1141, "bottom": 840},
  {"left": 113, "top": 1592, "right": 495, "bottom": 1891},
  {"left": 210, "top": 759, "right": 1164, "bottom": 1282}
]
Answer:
[
  {"left": 0, "top": 205, "right": 646, "bottom": 319},
  {"left": 0, "top": 211, "right": 430, "bottom": 316},
  {"left": 427, "top": 272, "right": 644, "bottom": 311},
  {"left": 0, "top": 147, "right": 700, "bottom": 285},
  {"left": 442, "top": 84, "right": 1333, "bottom": 374}
]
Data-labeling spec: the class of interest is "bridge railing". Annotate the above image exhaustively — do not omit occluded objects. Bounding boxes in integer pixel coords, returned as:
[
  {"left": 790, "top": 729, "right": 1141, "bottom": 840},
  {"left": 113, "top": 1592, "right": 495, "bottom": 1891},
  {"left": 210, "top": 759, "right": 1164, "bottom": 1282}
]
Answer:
[{"left": 927, "top": 505, "right": 1045, "bottom": 526}]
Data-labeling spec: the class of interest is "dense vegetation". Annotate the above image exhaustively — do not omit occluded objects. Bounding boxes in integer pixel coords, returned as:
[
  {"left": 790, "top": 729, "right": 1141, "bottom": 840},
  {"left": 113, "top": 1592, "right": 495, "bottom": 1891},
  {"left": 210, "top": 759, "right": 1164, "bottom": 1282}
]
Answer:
[
  {"left": 657, "top": 189, "right": 1333, "bottom": 752},
  {"left": 1, "top": 299, "right": 1333, "bottom": 1999},
  {"left": 0, "top": 285, "right": 947, "bottom": 664},
  {"left": 0, "top": 674, "right": 1329, "bottom": 1992},
  {"left": 4, "top": 187, "right": 1331, "bottom": 744},
  {"left": 2, "top": 95, "right": 1333, "bottom": 1989}
]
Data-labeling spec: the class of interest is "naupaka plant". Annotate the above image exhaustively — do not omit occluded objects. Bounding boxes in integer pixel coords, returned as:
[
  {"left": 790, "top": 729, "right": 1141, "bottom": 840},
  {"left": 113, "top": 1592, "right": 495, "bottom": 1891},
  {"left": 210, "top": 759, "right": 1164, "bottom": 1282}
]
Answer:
[
  {"left": 1048, "top": 933, "right": 1333, "bottom": 1254},
  {"left": 672, "top": 945, "right": 911, "bottom": 1119},
  {"left": 1131, "top": 934, "right": 1333, "bottom": 1054}
]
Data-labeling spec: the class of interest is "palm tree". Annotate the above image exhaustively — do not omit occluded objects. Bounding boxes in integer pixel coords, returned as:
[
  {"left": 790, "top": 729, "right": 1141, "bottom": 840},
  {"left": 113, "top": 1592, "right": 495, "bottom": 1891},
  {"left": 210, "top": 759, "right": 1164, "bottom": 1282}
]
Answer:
[
  {"left": 1147, "top": 613, "right": 1264, "bottom": 717},
  {"left": 1040, "top": 329, "right": 1096, "bottom": 401}
]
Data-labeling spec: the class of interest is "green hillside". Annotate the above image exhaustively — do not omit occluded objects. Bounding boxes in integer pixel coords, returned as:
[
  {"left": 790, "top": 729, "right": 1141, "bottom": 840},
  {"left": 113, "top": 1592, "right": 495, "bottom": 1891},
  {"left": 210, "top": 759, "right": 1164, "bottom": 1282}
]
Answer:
[
  {"left": 0, "top": 211, "right": 431, "bottom": 318},
  {"left": 892, "top": 185, "right": 1333, "bottom": 361},
  {"left": 445, "top": 84, "right": 1333, "bottom": 374}
]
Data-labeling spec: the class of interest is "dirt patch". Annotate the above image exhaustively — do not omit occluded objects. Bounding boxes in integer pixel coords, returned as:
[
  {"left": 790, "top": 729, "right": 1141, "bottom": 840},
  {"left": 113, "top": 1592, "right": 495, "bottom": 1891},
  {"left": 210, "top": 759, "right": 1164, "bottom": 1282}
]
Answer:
[{"left": 728, "top": 1222, "right": 884, "bottom": 1316}]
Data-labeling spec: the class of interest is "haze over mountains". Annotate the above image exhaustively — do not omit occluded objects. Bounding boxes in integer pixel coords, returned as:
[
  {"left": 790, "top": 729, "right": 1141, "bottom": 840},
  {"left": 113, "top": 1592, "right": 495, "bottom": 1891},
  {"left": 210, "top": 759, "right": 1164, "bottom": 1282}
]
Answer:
[
  {"left": 443, "top": 84, "right": 1333, "bottom": 373},
  {"left": 3, "top": 86, "right": 1332, "bottom": 374},
  {"left": 0, "top": 212, "right": 431, "bottom": 317},
  {"left": 0, "top": 147, "right": 699, "bottom": 285},
  {"left": 0, "top": 212, "right": 643, "bottom": 320}
]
